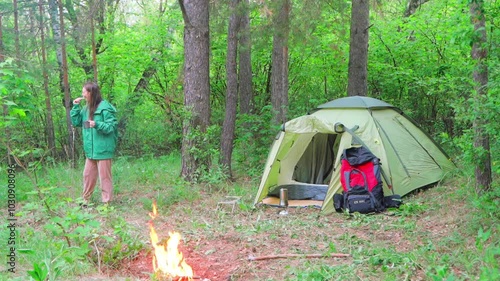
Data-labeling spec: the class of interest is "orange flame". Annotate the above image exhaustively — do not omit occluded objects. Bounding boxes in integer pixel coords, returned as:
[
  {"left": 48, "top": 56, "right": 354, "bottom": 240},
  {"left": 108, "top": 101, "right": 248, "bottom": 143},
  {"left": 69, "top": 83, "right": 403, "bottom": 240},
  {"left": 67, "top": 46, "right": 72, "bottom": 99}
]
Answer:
[
  {"left": 149, "top": 201, "right": 158, "bottom": 219},
  {"left": 149, "top": 201, "right": 193, "bottom": 279}
]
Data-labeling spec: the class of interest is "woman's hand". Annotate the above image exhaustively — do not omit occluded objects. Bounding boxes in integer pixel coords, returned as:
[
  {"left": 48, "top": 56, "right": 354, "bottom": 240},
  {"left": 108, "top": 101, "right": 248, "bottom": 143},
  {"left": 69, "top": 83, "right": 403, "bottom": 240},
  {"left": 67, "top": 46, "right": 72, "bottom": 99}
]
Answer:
[{"left": 73, "top": 97, "right": 85, "bottom": 104}]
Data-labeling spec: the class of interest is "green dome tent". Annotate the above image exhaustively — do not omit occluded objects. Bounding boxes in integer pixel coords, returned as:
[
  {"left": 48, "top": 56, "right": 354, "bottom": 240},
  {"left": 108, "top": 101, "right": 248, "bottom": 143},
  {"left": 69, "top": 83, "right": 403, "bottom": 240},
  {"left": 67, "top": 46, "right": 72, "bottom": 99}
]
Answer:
[{"left": 253, "top": 96, "right": 455, "bottom": 214}]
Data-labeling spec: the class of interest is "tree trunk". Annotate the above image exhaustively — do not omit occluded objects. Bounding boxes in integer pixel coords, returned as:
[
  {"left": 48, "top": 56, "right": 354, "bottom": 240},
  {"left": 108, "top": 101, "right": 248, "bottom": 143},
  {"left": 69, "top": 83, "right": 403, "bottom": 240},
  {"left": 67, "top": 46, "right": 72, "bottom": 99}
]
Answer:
[
  {"left": 0, "top": 14, "right": 3, "bottom": 62},
  {"left": 470, "top": 0, "right": 492, "bottom": 191},
  {"left": 0, "top": 15, "right": 3, "bottom": 64},
  {"left": 220, "top": 0, "right": 240, "bottom": 178},
  {"left": 39, "top": 0, "right": 57, "bottom": 158},
  {"left": 270, "top": 0, "right": 290, "bottom": 125},
  {"left": 58, "top": 0, "right": 75, "bottom": 166},
  {"left": 13, "top": 0, "right": 20, "bottom": 62},
  {"left": 404, "top": 0, "right": 430, "bottom": 17},
  {"left": 29, "top": 4, "right": 37, "bottom": 58},
  {"left": 347, "top": 0, "right": 369, "bottom": 97},
  {"left": 179, "top": 0, "right": 211, "bottom": 182},
  {"left": 8, "top": 0, "right": 21, "bottom": 164},
  {"left": 48, "top": 0, "right": 64, "bottom": 93},
  {"left": 238, "top": 0, "right": 253, "bottom": 115},
  {"left": 0, "top": 14, "right": 11, "bottom": 165},
  {"left": 91, "top": 15, "right": 98, "bottom": 82}
]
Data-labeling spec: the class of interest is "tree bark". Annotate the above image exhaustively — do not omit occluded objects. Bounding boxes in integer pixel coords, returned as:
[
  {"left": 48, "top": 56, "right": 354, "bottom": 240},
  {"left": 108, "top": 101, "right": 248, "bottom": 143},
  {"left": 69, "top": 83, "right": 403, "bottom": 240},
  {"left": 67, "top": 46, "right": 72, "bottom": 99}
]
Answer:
[
  {"left": 0, "top": 14, "right": 3, "bottom": 62},
  {"left": 13, "top": 0, "right": 20, "bottom": 62},
  {"left": 469, "top": 0, "right": 492, "bottom": 191},
  {"left": 8, "top": 0, "right": 21, "bottom": 164},
  {"left": 347, "top": 0, "right": 369, "bottom": 97},
  {"left": 91, "top": 15, "right": 98, "bottom": 82},
  {"left": 270, "top": 0, "right": 290, "bottom": 125},
  {"left": 29, "top": 4, "right": 37, "bottom": 58},
  {"left": 39, "top": 0, "right": 57, "bottom": 158},
  {"left": 238, "top": 0, "right": 253, "bottom": 115},
  {"left": 0, "top": 14, "right": 11, "bottom": 165},
  {"left": 48, "top": 0, "right": 64, "bottom": 93},
  {"left": 179, "top": 0, "right": 211, "bottom": 182},
  {"left": 58, "top": 0, "right": 75, "bottom": 165},
  {"left": 0, "top": 13, "right": 3, "bottom": 61},
  {"left": 220, "top": 0, "right": 240, "bottom": 178}
]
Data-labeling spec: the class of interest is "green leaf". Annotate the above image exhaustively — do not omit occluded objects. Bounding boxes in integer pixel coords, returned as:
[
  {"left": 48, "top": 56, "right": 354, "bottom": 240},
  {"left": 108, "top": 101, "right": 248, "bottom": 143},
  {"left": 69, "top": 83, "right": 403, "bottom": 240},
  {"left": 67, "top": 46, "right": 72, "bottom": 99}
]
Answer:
[
  {"left": 18, "top": 249, "right": 35, "bottom": 254},
  {"left": 27, "top": 262, "right": 48, "bottom": 281},
  {"left": 10, "top": 108, "right": 26, "bottom": 118}
]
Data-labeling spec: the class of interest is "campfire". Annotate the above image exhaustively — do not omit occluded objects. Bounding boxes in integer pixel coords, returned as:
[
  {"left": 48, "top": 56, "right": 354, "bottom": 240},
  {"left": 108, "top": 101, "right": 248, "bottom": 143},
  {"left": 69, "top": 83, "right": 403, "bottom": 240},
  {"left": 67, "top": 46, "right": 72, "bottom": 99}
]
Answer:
[{"left": 149, "top": 201, "right": 194, "bottom": 280}]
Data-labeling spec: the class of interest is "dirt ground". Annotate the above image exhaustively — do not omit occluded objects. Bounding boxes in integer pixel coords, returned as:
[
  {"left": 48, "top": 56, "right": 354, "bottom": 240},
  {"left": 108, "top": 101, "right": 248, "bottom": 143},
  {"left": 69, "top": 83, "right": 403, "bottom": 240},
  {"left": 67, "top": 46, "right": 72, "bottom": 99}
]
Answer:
[
  {"left": 105, "top": 207, "right": 390, "bottom": 281},
  {"left": 97, "top": 185, "right": 465, "bottom": 281},
  {"left": 105, "top": 206, "right": 355, "bottom": 281}
]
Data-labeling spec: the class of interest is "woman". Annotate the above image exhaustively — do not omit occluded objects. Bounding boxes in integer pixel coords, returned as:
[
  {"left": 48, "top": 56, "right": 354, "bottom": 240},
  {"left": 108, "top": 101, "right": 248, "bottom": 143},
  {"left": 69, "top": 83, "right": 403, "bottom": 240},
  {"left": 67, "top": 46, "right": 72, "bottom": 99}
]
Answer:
[{"left": 71, "top": 82, "right": 118, "bottom": 206}]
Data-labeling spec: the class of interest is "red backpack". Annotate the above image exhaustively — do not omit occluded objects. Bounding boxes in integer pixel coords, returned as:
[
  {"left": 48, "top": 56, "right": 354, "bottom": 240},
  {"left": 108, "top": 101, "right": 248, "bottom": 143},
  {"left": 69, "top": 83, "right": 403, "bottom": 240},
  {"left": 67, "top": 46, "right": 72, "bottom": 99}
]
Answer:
[{"left": 339, "top": 146, "right": 385, "bottom": 213}]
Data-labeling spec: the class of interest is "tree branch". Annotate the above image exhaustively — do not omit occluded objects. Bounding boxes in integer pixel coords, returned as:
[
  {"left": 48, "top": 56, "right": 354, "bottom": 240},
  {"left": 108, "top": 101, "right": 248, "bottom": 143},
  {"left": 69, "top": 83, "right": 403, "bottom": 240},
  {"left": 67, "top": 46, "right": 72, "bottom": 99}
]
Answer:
[{"left": 248, "top": 253, "right": 350, "bottom": 261}]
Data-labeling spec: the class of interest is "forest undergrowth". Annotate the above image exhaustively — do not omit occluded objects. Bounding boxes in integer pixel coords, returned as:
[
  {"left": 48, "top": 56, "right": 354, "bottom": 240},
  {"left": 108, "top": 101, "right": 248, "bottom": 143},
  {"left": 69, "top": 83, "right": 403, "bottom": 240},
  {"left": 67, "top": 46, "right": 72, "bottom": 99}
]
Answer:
[{"left": 0, "top": 154, "right": 498, "bottom": 281}]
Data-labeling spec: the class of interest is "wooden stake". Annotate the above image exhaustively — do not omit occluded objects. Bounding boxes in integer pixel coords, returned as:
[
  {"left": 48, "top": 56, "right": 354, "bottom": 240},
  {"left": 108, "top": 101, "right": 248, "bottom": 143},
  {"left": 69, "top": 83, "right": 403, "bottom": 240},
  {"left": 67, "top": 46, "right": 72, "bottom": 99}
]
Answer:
[{"left": 248, "top": 253, "right": 350, "bottom": 261}]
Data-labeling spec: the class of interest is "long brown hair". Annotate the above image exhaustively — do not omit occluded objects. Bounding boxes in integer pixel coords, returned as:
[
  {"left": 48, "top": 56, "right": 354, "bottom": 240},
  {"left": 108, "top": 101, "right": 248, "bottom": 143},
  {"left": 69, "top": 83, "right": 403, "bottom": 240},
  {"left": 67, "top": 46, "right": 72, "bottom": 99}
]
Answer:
[{"left": 83, "top": 82, "right": 103, "bottom": 120}]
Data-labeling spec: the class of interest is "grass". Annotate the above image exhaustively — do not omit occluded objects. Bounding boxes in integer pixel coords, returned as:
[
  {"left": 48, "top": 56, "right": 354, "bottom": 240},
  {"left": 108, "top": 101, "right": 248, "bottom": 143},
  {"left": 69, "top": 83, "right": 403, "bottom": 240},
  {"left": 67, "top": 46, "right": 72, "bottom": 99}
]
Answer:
[{"left": 0, "top": 154, "right": 498, "bottom": 281}]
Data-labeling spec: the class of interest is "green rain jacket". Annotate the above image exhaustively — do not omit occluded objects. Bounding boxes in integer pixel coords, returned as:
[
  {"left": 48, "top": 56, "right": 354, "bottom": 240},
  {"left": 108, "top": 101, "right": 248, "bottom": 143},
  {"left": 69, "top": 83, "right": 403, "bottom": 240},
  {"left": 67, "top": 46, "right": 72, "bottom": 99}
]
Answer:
[{"left": 70, "top": 100, "right": 118, "bottom": 160}]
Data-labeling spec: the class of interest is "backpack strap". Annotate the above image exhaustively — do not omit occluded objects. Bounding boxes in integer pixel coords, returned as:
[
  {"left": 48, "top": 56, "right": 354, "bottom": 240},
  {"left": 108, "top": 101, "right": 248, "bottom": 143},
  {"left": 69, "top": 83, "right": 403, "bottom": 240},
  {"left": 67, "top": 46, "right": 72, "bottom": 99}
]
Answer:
[
  {"left": 344, "top": 168, "right": 380, "bottom": 212},
  {"left": 345, "top": 168, "right": 369, "bottom": 191}
]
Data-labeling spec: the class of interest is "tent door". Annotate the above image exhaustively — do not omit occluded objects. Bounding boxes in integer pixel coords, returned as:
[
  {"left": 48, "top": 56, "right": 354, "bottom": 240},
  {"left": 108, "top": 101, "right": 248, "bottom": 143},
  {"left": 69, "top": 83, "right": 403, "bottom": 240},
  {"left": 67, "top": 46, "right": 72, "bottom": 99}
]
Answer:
[{"left": 292, "top": 133, "right": 339, "bottom": 184}]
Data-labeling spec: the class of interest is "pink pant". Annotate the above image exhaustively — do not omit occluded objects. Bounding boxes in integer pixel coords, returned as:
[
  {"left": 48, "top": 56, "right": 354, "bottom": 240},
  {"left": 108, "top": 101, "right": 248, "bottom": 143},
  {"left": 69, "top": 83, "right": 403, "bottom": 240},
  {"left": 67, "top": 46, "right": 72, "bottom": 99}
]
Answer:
[{"left": 83, "top": 158, "right": 113, "bottom": 203}]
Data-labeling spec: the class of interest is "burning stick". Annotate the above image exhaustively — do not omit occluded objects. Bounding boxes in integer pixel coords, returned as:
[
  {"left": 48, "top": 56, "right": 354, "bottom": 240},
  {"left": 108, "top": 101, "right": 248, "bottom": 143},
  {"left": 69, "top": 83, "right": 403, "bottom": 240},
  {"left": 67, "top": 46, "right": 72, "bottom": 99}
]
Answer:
[{"left": 248, "top": 253, "right": 350, "bottom": 261}]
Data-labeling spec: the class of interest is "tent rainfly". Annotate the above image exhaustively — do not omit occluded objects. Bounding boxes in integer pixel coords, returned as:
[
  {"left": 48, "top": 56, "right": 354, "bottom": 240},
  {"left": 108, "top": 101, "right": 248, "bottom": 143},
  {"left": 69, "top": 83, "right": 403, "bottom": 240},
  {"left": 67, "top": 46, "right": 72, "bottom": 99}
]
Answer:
[{"left": 253, "top": 96, "right": 455, "bottom": 214}]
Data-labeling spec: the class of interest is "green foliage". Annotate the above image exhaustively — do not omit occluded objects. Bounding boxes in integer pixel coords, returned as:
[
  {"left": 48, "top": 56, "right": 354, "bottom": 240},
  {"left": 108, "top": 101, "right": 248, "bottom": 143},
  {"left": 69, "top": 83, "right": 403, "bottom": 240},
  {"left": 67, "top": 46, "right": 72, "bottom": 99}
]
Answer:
[
  {"left": 452, "top": 89, "right": 500, "bottom": 178},
  {"left": 2, "top": 1, "right": 500, "bottom": 279},
  {"left": 288, "top": 263, "right": 343, "bottom": 281},
  {"left": 369, "top": 1, "right": 473, "bottom": 137},
  {"left": 471, "top": 187, "right": 500, "bottom": 220},
  {"left": 119, "top": 99, "right": 182, "bottom": 156},
  {"left": 427, "top": 262, "right": 459, "bottom": 281},
  {"left": 99, "top": 215, "right": 145, "bottom": 269},
  {"left": 392, "top": 200, "right": 428, "bottom": 217},
  {"left": 1, "top": 154, "right": 153, "bottom": 280},
  {"left": 27, "top": 263, "right": 49, "bottom": 281},
  {"left": 18, "top": 186, "right": 99, "bottom": 278},
  {"left": 233, "top": 106, "right": 280, "bottom": 178},
  {"left": 468, "top": 190, "right": 500, "bottom": 280},
  {"left": 478, "top": 241, "right": 500, "bottom": 280},
  {"left": 2, "top": 0, "right": 498, "bottom": 192},
  {"left": 190, "top": 124, "right": 230, "bottom": 185},
  {"left": 0, "top": 58, "right": 36, "bottom": 156},
  {"left": 1, "top": 149, "right": 498, "bottom": 280}
]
